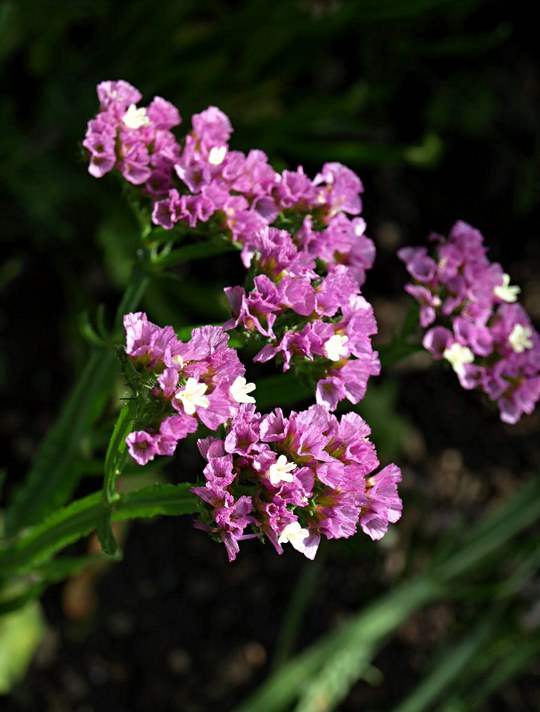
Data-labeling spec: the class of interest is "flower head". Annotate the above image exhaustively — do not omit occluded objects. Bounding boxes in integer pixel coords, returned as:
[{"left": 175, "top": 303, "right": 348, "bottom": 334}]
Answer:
[{"left": 400, "top": 222, "right": 540, "bottom": 423}]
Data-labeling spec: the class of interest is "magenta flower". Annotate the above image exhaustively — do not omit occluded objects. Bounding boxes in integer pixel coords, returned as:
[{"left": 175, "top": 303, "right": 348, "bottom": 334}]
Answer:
[
  {"left": 400, "top": 221, "right": 540, "bottom": 423},
  {"left": 122, "top": 313, "right": 257, "bottom": 463},
  {"left": 83, "top": 81, "right": 181, "bottom": 194},
  {"left": 192, "top": 404, "right": 402, "bottom": 561}
]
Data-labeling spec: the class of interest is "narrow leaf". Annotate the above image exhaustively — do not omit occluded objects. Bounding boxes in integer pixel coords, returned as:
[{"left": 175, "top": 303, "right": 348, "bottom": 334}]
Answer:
[
  {"left": 4, "top": 349, "right": 116, "bottom": 537},
  {"left": 0, "top": 484, "right": 198, "bottom": 578}
]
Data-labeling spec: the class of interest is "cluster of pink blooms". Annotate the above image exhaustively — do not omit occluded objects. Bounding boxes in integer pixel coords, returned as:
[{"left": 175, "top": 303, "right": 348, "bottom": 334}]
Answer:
[
  {"left": 123, "top": 312, "right": 257, "bottom": 465},
  {"left": 399, "top": 221, "right": 540, "bottom": 424},
  {"left": 84, "top": 80, "right": 380, "bottom": 411},
  {"left": 86, "top": 82, "right": 403, "bottom": 560},
  {"left": 194, "top": 404, "right": 401, "bottom": 562},
  {"left": 83, "top": 80, "right": 181, "bottom": 195},
  {"left": 121, "top": 312, "right": 402, "bottom": 560},
  {"left": 225, "top": 230, "right": 380, "bottom": 410}
]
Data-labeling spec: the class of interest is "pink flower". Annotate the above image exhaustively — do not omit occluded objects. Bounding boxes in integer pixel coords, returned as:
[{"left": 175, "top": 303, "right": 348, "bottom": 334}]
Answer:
[
  {"left": 122, "top": 314, "right": 251, "bottom": 464},
  {"left": 401, "top": 221, "right": 540, "bottom": 423},
  {"left": 192, "top": 404, "right": 402, "bottom": 561}
]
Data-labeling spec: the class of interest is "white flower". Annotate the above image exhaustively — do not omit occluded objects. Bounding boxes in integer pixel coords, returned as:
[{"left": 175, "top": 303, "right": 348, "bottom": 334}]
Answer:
[
  {"left": 278, "top": 522, "right": 310, "bottom": 552},
  {"left": 208, "top": 145, "right": 227, "bottom": 166},
  {"left": 324, "top": 334, "right": 349, "bottom": 361},
  {"left": 174, "top": 378, "right": 209, "bottom": 415},
  {"left": 122, "top": 104, "right": 150, "bottom": 129},
  {"left": 229, "top": 376, "right": 256, "bottom": 404},
  {"left": 443, "top": 342, "right": 475, "bottom": 375},
  {"left": 508, "top": 324, "right": 533, "bottom": 353},
  {"left": 268, "top": 455, "right": 297, "bottom": 486},
  {"left": 494, "top": 273, "right": 521, "bottom": 303}
]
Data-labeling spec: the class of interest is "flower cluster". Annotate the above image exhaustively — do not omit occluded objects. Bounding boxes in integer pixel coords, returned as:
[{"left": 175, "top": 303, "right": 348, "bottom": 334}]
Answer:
[
  {"left": 84, "top": 80, "right": 380, "bottom": 411},
  {"left": 123, "top": 312, "right": 256, "bottom": 465},
  {"left": 193, "top": 404, "right": 402, "bottom": 561},
  {"left": 87, "top": 83, "right": 402, "bottom": 560},
  {"left": 83, "top": 80, "right": 181, "bottom": 197},
  {"left": 399, "top": 221, "right": 540, "bottom": 423},
  {"left": 225, "top": 230, "right": 380, "bottom": 411}
]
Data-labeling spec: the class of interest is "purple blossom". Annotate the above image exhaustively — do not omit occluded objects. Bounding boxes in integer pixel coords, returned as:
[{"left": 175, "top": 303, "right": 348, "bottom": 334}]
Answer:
[
  {"left": 401, "top": 221, "right": 540, "bottom": 423},
  {"left": 126, "top": 431, "right": 158, "bottom": 466},
  {"left": 122, "top": 313, "right": 255, "bottom": 463},
  {"left": 314, "top": 162, "right": 364, "bottom": 216},
  {"left": 84, "top": 81, "right": 181, "bottom": 193},
  {"left": 274, "top": 167, "right": 318, "bottom": 210},
  {"left": 192, "top": 404, "right": 402, "bottom": 561}
]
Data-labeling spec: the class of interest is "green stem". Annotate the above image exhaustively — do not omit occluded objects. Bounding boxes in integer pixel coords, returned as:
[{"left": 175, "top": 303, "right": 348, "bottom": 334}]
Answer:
[
  {"left": 103, "top": 399, "right": 138, "bottom": 504},
  {"left": 114, "top": 248, "right": 151, "bottom": 329}
]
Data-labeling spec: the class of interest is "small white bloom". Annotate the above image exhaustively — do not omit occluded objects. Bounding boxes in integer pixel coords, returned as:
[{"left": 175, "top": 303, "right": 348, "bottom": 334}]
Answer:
[
  {"left": 494, "top": 273, "right": 521, "bottom": 303},
  {"left": 122, "top": 104, "right": 150, "bottom": 129},
  {"left": 174, "top": 378, "right": 209, "bottom": 415},
  {"left": 208, "top": 145, "right": 227, "bottom": 166},
  {"left": 324, "top": 334, "right": 349, "bottom": 361},
  {"left": 278, "top": 521, "right": 310, "bottom": 551},
  {"left": 229, "top": 376, "right": 256, "bottom": 404},
  {"left": 443, "top": 342, "right": 475, "bottom": 375},
  {"left": 268, "top": 455, "right": 297, "bottom": 486},
  {"left": 508, "top": 324, "right": 533, "bottom": 353}
]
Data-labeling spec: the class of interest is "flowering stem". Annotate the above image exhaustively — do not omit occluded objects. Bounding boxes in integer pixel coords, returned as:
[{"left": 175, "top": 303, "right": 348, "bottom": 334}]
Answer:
[{"left": 114, "top": 248, "right": 151, "bottom": 330}]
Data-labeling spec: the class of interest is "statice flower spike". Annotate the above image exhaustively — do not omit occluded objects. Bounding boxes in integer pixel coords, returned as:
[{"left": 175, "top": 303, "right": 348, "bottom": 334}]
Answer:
[
  {"left": 192, "top": 404, "right": 402, "bottom": 561},
  {"left": 400, "top": 221, "right": 540, "bottom": 423}
]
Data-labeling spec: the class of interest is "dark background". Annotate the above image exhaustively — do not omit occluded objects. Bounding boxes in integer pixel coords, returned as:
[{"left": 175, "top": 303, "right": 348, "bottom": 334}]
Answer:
[{"left": 1, "top": 1, "right": 539, "bottom": 710}]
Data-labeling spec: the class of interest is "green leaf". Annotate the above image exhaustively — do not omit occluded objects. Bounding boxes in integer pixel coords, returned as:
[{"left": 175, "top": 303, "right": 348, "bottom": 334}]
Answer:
[
  {"left": 460, "top": 636, "right": 540, "bottom": 709},
  {"left": 272, "top": 553, "right": 326, "bottom": 672},
  {"left": 4, "top": 250, "right": 151, "bottom": 537},
  {"left": 392, "top": 610, "right": 503, "bottom": 712},
  {"left": 0, "top": 584, "right": 46, "bottom": 617},
  {"left": 113, "top": 482, "right": 199, "bottom": 520},
  {"left": 78, "top": 309, "right": 107, "bottom": 347},
  {"left": 0, "top": 484, "right": 198, "bottom": 578},
  {"left": 96, "top": 508, "right": 120, "bottom": 559},
  {"left": 34, "top": 553, "right": 104, "bottom": 582},
  {"left": 3, "top": 349, "right": 117, "bottom": 537},
  {"left": 0, "top": 600, "right": 45, "bottom": 694},
  {"left": 436, "top": 476, "right": 540, "bottom": 581},
  {"left": 235, "top": 578, "right": 440, "bottom": 712},
  {"left": 0, "top": 492, "right": 103, "bottom": 577}
]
